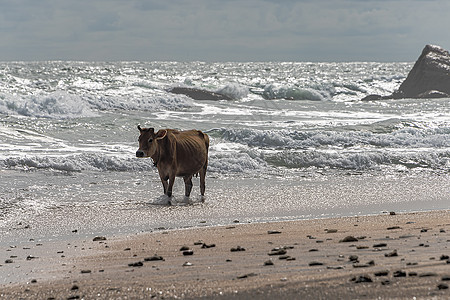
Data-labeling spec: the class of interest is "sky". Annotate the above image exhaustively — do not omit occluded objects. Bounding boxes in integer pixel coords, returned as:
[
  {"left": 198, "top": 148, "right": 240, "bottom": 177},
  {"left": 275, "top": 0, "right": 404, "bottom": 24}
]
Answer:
[{"left": 1, "top": 0, "right": 449, "bottom": 62}]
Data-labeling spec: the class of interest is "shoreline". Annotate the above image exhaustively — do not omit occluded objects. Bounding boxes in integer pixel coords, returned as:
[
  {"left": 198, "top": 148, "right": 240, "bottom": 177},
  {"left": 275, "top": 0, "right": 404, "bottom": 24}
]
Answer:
[{"left": 1, "top": 210, "right": 449, "bottom": 299}]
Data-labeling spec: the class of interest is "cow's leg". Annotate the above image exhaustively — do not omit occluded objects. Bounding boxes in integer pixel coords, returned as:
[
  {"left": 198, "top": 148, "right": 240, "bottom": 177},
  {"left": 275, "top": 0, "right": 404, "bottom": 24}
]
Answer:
[
  {"left": 160, "top": 174, "right": 168, "bottom": 195},
  {"left": 199, "top": 162, "right": 207, "bottom": 196},
  {"left": 184, "top": 175, "right": 193, "bottom": 197},
  {"left": 167, "top": 175, "right": 176, "bottom": 197}
]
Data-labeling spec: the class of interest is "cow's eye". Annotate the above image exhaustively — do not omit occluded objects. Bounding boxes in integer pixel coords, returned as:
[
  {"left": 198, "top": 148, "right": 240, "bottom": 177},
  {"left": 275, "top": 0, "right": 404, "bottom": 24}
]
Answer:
[{"left": 148, "top": 138, "right": 153, "bottom": 143}]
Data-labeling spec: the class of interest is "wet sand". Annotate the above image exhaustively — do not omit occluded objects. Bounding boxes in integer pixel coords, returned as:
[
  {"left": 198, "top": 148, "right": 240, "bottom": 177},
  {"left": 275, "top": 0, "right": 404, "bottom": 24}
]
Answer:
[{"left": 1, "top": 210, "right": 449, "bottom": 299}]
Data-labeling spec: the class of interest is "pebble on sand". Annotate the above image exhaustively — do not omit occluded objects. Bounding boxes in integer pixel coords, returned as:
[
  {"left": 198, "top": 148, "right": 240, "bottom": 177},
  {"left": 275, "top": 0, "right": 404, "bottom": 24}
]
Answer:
[
  {"left": 237, "top": 273, "right": 257, "bottom": 279},
  {"left": 351, "top": 275, "right": 373, "bottom": 283},
  {"left": 264, "top": 260, "right": 274, "bottom": 266},
  {"left": 374, "top": 270, "right": 389, "bottom": 276},
  {"left": 339, "top": 236, "right": 358, "bottom": 243},
  {"left": 385, "top": 250, "right": 398, "bottom": 257},
  {"left": 230, "top": 246, "right": 246, "bottom": 252},
  {"left": 128, "top": 262, "right": 143, "bottom": 267},
  {"left": 393, "top": 270, "right": 407, "bottom": 277},
  {"left": 93, "top": 236, "right": 106, "bottom": 242},
  {"left": 144, "top": 255, "right": 164, "bottom": 261}
]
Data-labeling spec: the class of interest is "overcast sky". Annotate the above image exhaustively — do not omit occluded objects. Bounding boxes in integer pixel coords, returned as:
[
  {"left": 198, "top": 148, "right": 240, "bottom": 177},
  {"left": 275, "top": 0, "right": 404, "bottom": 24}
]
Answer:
[{"left": 1, "top": 0, "right": 449, "bottom": 62}]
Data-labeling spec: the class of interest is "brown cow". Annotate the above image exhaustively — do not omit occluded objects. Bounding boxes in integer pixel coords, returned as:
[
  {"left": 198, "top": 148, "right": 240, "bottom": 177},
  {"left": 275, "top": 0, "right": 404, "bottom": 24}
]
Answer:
[{"left": 136, "top": 126, "right": 209, "bottom": 198}]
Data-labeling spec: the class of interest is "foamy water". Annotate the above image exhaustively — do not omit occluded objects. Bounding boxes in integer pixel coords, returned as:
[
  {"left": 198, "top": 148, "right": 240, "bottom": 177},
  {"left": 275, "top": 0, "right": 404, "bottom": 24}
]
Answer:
[{"left": 0, "top": 61, "right": 449, "bottom": 237}]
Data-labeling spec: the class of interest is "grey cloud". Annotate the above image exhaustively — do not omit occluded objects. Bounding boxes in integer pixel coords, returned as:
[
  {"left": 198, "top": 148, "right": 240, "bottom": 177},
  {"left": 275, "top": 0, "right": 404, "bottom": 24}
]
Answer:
[{"left": 0, "top": 0, "right": 449, "bottom": 61}]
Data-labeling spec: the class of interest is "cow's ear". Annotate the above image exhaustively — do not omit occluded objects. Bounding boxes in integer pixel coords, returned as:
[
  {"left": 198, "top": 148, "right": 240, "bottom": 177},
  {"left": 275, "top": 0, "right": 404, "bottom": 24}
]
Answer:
[
  {"left": 148, "top": 127, "right": 154, "bottom": 133},
  {"left": 155, "top": 129, "right": 167, "bottom": 140}
]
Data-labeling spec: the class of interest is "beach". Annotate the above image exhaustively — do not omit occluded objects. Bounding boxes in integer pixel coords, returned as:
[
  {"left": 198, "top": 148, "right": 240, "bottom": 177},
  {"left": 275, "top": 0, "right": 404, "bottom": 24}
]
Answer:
[
  {"left": 1, "top": 210, "right": 449, "bottom": 299},
  {"left": 1, "top": 61, "right": 449, "bottom": 299}
]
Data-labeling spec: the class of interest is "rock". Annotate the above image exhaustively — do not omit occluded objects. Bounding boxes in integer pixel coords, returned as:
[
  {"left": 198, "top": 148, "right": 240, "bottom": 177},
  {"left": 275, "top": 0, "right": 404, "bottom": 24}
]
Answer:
[
  {"left": 309, "top": 249, "right": 319, "bottom": 252},
  {"left": 385, "top": 250, "right": 398, "bottom": 257},
  {"left": 362, "top": 45, "right": 450, "bottom": 100},
  {"left": 268, "top": 248, "right": 286, "bottom": 256},
  {"left": 237, "top": 272, "right": 257, "bottom": 279},
  {"left": 71, "top": 285, "right": 79, "bottom": 290},
  {"left": 93, "top": 236, "right": 106, "bottom": 241},
  {"left": 201, "top": 243, "right": 216, "bottom": 249},
  {"left": 168, "top": 87, "right": 233, "bottom": 101},
  {"left": 373, "top": 243, "right": 387, "bottom": 248},
  {"left": 182, "top": 262, "right": 193, "bottom": 267},
  {"left": 387, "top": 226, "right": 401, "bottom": 230},
  {"left": 182, "top": 250, "right": 194, "bottom": 256},
  {"left": 349, "top": 255, "right": 359, "bottom": 262},
  {"left": 144, "top": 255, "right": 164, "bottom": 261},
  {"left": 351, "top": 275, "right": 373, "bottom": 283},
  {"left": 268, "top": 230, "right": 282, "bottom": 234},
  {"left": 4, "top": 259, "right": 13, "bottom": 264},
  {"left": 389, "top": 211, "right": 396, "bottom": 215},
  {"left": 309, "top": 261, "right": 324, "bottom": 266},
  {"left": 128, "top": 261, "right": 143, "bottom": 267},
  {"left": 231, "top": 246, "right": 246, "bottom": 252},
  {"left": 361, "top": 94, "right": 384, "bottom": 101},
  {"left": 391, "top": 45, "right": 450, "bottom": 99},
  {"left": 327, "top": 266, "right": 344, "bottom": 270},
  {"left": 440, "top": 255, "right": 450, "bottom": 260},
  {"left": 179, "top": 246, "right": 190, "bottom": 251},
  {"left": 339, "top": 236, "right": 358, "bottom": 243},
  {"left": 393, "top": 270, "right": 407, "bottom": 277},
  {"left": 80, "top": 269, "right": 92, "bottom": 273},
  {"left": 419, "top": 272, "right": 438, "bottom": 277},
  {"left": 264, "top": 259, "right": 274, "bottom": 266},
  {"left": 437, "top": 283, "right": 449, "bottom": 290},
  {"left": 374, "top": 270, "right": 389, "bottom": 276},
  {"left": 326, "top": 229, "right": 338, "bottom": 233},
  {"left": 279, "top": 255, "right": 295, "bottom": 260},
  {"left": 26, "top": 255, "right": 37, "bottom": 260}
]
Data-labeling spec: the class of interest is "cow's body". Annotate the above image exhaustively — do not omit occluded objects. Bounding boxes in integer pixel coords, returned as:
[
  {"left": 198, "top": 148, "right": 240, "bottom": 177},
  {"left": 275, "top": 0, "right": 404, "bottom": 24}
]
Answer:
[{"left": 136, "top": 126, "right": 209, "bottom": 198}]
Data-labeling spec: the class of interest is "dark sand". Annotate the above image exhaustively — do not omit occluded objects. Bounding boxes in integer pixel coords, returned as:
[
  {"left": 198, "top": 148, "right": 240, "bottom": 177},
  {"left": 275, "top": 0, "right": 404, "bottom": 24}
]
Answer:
[{"left": 1, "top": 210, "right": 449, "bottom": 299}]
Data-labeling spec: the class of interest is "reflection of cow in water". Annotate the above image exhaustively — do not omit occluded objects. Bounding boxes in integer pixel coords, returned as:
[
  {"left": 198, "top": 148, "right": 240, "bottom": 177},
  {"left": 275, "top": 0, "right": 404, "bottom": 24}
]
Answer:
[{"left": 136, "top": 126, "right": 209, "bottom": 198}]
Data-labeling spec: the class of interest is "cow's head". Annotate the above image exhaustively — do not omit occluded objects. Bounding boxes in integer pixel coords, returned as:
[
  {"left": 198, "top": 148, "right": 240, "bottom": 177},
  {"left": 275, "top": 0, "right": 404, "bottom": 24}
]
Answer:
[{"left": 136, "top": 125, "right": 167, "bottom": 158}]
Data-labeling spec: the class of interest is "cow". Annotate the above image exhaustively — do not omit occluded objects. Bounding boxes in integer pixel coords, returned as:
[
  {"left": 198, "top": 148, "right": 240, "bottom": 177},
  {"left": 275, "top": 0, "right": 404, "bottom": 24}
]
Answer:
[{"left": 136, "top": 126, "right": 209, "bottom": 198}]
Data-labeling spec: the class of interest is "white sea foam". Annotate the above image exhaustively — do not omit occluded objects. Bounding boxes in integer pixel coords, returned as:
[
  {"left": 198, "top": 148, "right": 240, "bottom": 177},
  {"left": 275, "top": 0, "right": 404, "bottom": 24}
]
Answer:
[{"left": 0, "top": 91, "right": 97, "bottom": 119}]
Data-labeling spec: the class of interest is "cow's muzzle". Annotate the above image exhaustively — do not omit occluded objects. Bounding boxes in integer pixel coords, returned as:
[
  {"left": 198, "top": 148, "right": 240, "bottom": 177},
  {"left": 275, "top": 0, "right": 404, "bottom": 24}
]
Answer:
[{"left": 136, "top": 150, "right": 145, "bottom": 158}]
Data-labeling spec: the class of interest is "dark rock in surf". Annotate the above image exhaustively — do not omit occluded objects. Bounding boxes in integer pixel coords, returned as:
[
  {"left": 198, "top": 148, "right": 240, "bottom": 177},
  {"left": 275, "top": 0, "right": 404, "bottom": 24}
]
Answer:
[
  {"left": 393, "top": 45, "right": 450, "bottom": 99},
  {"left": 168, "top": 87, "right": 233, "bottom": 101},
  {"left": 364, "top": 45, "right": 450, "bottom": 100}
]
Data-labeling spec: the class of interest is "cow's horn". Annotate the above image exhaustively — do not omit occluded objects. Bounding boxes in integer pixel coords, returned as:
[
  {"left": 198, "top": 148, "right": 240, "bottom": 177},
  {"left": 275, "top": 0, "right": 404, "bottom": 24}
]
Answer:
[{"left": 137, "top": 125, "right": 142, "bottom": 131}]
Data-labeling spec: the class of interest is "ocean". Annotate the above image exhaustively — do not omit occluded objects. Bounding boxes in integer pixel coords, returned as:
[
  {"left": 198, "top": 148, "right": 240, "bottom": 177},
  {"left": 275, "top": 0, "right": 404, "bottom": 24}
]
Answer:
[{"left": 0, "top": 61, "right": 449, "bottom": 242}]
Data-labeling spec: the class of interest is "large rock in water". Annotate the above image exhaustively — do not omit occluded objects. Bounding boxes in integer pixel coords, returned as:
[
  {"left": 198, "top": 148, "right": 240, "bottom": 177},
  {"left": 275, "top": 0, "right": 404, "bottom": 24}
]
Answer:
[{"left": 363, "top": 45, "right": 450, "bottom": 100}]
